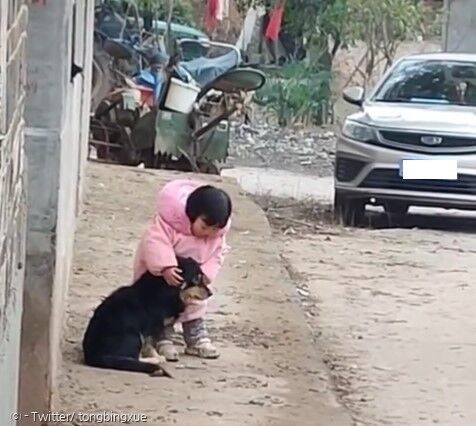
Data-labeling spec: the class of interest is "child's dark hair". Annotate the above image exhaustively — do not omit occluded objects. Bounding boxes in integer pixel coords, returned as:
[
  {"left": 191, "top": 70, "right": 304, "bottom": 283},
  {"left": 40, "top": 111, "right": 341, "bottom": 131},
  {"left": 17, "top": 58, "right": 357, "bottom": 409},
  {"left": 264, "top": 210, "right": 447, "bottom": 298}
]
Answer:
[{"left": 186, "top": 185, "right": 232, "bottom": 228}]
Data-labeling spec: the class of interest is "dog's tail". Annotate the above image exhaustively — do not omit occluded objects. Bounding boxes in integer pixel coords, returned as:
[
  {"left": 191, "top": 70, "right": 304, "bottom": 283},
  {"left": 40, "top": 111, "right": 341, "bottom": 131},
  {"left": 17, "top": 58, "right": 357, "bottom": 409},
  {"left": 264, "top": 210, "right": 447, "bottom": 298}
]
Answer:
[{"left": 87, "top": 355, "right": 159, "bottom": 374}]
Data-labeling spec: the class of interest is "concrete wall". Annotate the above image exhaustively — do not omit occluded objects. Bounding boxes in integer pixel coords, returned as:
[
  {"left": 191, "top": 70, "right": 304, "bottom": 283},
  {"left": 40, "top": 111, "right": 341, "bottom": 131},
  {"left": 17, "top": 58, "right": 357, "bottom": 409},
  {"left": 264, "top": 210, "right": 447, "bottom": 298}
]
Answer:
[
  {"left": 18, "top": 0, "right": 94, "bottom": 421},
  {"left": 443, "top": 0, "right": 476, "bottom": 52},
  {"left": 0, "top": 2, "right": 28, "bottom": 425}
]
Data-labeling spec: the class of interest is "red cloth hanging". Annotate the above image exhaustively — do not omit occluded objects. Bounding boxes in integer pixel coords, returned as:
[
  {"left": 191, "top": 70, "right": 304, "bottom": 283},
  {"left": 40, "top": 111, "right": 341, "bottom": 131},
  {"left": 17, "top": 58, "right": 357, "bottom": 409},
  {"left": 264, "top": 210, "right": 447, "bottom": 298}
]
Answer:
[
  {"left": 205, "top": 0, "right": 220, "bottom": 32},
  {"left": 265, "top": 1, "right": 285, "bottom": 41}
]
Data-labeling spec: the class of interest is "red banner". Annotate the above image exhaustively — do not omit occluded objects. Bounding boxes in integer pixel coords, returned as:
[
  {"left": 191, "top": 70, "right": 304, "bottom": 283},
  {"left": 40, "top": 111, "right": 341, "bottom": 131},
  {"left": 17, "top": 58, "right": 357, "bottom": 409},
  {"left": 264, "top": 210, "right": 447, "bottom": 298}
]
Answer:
[
  {"left": 265, "top": 0, "right": 285, "bottom": 41},
  {"left": 205, "top": 0, "right": 219, "bottom": 32}
]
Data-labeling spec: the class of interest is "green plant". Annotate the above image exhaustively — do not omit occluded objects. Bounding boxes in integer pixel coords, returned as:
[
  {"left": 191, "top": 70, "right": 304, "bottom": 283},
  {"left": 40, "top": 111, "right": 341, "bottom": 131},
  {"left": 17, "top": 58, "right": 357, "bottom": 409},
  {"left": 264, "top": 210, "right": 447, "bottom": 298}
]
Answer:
[
  {"left": 283, "top": 0, "right": 351, "bottom": 68},
  {"left": 421, "top": 2, "right": 443, "bottom": 39},
  {"left": 136, "top": 0, "right": 195, "bottom": 25},
  {"left": 235, "top": 0, "right": 266, "bottom": 14},
  {"left": 281, "top": 0, "right": 426, "bottom": 89},
  {"left": 254, "top": 64, "right": 333, "bottom": 126},
  {"left": 242, "top": 0, "right": 428, "bottom": 125},
  {"left": 343, "top": 0, "right": 425, "bottom": 87}
]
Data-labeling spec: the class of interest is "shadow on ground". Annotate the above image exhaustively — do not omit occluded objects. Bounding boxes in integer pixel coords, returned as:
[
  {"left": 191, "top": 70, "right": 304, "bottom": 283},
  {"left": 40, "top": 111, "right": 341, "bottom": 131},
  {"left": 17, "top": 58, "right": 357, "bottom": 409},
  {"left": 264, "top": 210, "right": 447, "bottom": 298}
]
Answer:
[
  {"left": 363, "top": 207, "right": 476, "bottom": 233},
  {"left": 253, "top": 195, "right": 476, "bottom": 235}
]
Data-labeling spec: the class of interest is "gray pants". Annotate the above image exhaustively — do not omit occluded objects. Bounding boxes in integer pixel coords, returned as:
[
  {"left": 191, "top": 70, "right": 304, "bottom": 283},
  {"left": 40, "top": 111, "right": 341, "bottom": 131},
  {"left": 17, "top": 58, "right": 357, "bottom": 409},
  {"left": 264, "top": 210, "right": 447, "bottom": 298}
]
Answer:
[{"left": 159, "top": 318, "right": 208, "bottom": 347}]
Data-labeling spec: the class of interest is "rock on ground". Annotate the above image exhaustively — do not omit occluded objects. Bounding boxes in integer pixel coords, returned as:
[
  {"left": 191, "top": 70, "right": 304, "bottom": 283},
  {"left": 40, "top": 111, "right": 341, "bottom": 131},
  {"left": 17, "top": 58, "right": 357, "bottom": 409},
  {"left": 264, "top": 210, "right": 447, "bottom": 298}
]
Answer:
[
  {"left": 229, "top": 122, "right": 336, "bottom": 177},
  {"left": 55, "top": 162, "right": 352, "bottom": 426}
]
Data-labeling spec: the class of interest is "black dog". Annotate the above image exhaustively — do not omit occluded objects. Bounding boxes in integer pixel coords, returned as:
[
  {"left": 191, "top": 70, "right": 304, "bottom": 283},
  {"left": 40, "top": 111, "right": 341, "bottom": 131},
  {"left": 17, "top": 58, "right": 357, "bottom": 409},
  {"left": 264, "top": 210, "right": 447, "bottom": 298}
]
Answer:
[{"left": 82, "top": 257, "right": 212, "bottom": 376}]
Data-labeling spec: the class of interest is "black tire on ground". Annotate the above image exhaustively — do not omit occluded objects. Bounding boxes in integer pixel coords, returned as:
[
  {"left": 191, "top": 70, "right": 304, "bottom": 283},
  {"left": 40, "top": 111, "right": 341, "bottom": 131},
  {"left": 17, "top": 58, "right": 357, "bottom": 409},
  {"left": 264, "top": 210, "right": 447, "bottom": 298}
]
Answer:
[
  {"left": 119, "top": 146, "right": 142, "bottom": 167},
  {"left": 384, "top": 201, "right": 409, "bottom": 216},
  {"left": 334, "top": 191, "right": 365, "bottom": 227}
]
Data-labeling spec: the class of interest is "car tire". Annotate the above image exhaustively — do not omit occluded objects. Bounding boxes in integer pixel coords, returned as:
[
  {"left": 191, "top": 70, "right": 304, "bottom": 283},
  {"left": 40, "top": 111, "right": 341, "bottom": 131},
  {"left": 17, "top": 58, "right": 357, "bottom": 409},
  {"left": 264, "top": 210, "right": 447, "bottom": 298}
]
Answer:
[
  {"left": 334, "top": 191, "right": 365, "bottom": 227},
  {"left": 384, "top": 201, "right": 409, "bottom": 216}
]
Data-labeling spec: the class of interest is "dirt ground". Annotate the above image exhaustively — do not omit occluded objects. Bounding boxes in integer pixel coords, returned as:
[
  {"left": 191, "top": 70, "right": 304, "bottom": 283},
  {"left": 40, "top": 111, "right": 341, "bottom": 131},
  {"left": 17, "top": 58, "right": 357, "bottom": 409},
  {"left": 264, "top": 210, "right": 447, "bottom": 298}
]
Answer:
[
  {"left": 56, "top": 162, "right": 352, "bottom": 426},
  {"left": 259, "top": 198, "right": 476, "bottom": 426}
]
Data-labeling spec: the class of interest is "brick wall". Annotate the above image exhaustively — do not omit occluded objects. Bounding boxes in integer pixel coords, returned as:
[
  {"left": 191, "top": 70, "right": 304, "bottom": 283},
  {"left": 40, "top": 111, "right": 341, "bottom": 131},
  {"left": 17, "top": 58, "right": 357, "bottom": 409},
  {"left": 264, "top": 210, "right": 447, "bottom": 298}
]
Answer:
[
  {"left": 18, "top": 1, "right": 94, "bottom": 420},
  {"left": 0, "top": 1, "right": 28, "bottom": 424}
]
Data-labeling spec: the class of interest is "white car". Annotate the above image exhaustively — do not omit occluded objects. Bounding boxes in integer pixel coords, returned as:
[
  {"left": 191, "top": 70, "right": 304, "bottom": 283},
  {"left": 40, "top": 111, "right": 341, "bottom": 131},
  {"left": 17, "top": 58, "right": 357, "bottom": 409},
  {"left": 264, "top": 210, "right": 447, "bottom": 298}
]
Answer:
[{"left": 335, "top": 53, "right": 476, "bottom": 225}]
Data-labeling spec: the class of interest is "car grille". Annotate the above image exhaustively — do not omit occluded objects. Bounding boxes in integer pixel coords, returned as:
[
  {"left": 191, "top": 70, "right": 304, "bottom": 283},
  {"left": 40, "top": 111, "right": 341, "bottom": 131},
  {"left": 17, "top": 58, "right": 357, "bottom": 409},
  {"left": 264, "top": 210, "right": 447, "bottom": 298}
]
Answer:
[
  {"left": 335, "top": 156, "right": 366, "bottom": 182},
  {"left": 360, "top": 169, "right": 476, "bottom": 195},
  {"left": 380, "top": 130, "right": 476, "bottom": 150}
]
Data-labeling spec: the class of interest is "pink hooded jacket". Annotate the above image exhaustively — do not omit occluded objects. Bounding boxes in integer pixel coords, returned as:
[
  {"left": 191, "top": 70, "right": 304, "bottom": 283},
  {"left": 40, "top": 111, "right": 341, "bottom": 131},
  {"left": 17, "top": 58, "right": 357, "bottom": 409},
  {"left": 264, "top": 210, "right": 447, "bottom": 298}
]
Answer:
[{"left": 133, "top": 179, "right": 231, "bottom": 322}]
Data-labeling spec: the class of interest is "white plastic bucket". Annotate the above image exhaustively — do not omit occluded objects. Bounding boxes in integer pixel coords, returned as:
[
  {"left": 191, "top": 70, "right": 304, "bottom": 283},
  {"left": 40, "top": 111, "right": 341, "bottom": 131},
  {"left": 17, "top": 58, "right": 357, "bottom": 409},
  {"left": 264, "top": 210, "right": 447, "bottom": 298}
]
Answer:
[{"left": 164, "top": 77, "right": 200, "bottom": 114}]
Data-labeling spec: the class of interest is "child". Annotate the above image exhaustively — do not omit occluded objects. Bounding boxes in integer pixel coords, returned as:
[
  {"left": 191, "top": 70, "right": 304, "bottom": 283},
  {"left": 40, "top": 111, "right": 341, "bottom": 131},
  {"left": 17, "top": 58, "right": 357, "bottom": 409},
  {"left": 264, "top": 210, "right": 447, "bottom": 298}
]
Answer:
[{"left": 133, "top": 179, "right": 232, "bottom": 360}]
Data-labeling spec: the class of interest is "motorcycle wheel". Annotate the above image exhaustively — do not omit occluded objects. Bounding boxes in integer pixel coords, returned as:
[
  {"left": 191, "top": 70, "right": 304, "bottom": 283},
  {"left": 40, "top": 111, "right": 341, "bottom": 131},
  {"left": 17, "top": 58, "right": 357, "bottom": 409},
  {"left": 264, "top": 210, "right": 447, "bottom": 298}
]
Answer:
[{"left": 91, "top": 43, "right": 113, "bottom": 111}]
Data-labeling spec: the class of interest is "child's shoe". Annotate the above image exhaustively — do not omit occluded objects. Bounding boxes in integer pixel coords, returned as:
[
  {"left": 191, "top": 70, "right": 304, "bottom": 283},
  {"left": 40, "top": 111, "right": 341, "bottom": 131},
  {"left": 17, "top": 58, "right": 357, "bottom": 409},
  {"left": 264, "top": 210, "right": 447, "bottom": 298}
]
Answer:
[{"left": 185, "top": 338, "right": 220, "bottom": 359}]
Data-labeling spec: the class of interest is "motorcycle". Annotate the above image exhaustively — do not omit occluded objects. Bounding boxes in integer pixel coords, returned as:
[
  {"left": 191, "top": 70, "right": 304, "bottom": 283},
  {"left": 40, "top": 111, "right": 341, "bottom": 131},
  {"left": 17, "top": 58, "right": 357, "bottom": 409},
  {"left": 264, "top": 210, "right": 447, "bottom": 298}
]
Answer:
[
  {"left": 89, "top": 38, "right": 266, "bottom": 174},
  {"left": 91, "top": 0, "right": 210, "bottom": 110}
]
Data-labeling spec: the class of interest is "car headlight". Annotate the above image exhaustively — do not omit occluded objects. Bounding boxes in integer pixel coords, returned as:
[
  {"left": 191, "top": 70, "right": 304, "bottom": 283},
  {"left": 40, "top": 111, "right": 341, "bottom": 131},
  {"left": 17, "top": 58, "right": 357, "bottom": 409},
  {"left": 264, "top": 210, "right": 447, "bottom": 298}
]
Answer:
[{"left": 342, "top": 120, "right": 376, "bottom": 142}]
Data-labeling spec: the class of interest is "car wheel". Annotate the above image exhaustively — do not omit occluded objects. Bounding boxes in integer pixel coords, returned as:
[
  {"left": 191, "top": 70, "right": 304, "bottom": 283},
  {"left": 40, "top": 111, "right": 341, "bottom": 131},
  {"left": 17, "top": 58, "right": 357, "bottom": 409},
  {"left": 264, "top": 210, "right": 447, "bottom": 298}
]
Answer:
[
  {"left": 384, "top": 201, "right": 409, "bottom": 216},
  {"left": 334, "top": 192, "right": 365, "bottom": 227}
]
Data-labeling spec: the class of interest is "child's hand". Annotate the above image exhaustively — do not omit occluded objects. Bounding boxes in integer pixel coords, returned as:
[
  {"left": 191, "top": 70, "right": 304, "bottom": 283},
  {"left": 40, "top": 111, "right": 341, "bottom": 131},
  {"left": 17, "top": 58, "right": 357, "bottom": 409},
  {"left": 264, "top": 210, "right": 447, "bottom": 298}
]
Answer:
[{"left": 162, "top": 267, "right": 183, "bottom": 286}]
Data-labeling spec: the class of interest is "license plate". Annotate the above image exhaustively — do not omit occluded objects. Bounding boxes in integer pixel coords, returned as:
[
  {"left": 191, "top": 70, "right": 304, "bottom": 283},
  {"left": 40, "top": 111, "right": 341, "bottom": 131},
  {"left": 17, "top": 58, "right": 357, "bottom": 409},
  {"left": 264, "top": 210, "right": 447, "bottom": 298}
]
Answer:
[{"left": 399, "top": 159, "right": 457, "bottom": 180}]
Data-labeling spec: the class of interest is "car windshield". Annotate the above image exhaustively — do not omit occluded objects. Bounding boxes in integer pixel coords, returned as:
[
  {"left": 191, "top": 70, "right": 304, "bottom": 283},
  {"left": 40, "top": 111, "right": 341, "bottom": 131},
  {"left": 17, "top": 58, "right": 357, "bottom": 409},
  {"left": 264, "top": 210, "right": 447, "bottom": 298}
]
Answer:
[{"left": 372, "top": 59, "right": 476, "bottom": 106}]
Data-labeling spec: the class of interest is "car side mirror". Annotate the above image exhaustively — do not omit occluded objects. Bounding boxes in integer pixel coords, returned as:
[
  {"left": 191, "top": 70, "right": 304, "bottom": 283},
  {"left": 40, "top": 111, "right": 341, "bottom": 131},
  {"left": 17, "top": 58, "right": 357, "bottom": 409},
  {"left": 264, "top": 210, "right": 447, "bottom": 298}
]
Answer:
[{"left": 343, "top": 86, "right": 365, "bottom": 106}]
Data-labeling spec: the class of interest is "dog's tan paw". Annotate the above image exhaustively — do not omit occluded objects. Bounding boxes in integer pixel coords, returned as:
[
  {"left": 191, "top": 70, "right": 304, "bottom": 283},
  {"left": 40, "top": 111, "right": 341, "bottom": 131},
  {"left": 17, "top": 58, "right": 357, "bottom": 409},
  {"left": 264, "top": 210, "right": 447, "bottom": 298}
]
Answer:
[
  {"left": 141, "top": 338, "right": 160, "bottom": 358},
  {"left": 147, "top": 347, "right": 161, "bottom": 359},
  {"left": 139, "top": 357, "right": 160, "bottom": 365},
  {"left": 156, "top": 355, "right": 167, "bottom": 364}
]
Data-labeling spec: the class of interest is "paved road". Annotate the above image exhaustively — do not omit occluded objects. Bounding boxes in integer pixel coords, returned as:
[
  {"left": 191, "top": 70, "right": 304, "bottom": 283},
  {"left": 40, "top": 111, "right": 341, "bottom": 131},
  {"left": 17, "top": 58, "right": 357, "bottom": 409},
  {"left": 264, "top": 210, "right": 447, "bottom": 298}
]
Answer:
[{"left": 281, "top": 212, "right": 476, "bottom": 426}]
